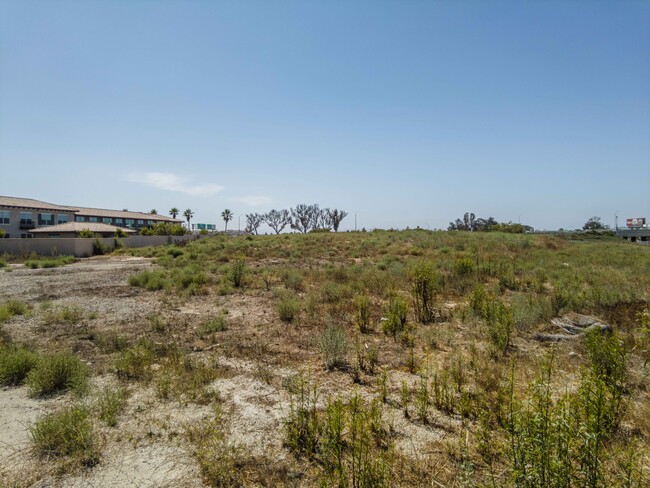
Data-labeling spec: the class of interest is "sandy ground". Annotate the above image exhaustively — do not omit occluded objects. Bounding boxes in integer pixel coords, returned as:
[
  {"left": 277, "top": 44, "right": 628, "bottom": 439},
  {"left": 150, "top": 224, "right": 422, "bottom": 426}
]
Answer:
[{"left": 0, "top": 256, "right": 452, "bottom": 487}]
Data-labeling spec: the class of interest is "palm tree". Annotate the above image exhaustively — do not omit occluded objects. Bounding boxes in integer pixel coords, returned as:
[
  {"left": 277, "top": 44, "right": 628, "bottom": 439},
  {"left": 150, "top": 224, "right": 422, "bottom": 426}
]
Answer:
[
  {"left": 221, "top": 209, "right": 233, "bottom": 232},
  {"left": 183, "top": 209, "right": 194, "bottom": 230},
  {"left": 149, "top": 209, "right": 158, "bottom": 215},
  {"left": 169, "top": 207, "right": 179, "bottom": 219}
]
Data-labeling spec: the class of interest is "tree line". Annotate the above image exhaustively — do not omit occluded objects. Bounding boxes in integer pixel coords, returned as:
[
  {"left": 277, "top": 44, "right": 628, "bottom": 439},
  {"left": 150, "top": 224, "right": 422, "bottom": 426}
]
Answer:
[
  {"left": 245, "top": 205, "right": 348, "bottom": 235},
  {"left": 448, "top": 212, "right": 534, "bottom": 233}
]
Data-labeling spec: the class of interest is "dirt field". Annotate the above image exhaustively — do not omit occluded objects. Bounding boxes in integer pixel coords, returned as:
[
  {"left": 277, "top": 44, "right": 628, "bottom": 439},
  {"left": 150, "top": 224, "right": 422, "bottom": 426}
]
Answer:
[
  {"left": 1, "top": 232, "right": 648, "bottom": 487},
  {"left": 0, "top": 256, "right": 438, "bottom": 487}
]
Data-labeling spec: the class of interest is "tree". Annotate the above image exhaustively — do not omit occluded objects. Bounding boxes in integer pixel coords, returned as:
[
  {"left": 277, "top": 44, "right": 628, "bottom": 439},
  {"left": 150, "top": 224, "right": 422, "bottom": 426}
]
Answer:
[
  {"left": 245, "top": 213, "right": 263, "bottom": 235},
  {"left": 183, "top": 209, "right": 194, "bottom": 229},
  {"left": 327, "top": 209, "right": 348, "bottom": 232},
  {"left": 583, "top": 216, "right": 607, "bottom": 231},
  {"left": 291, "top": 204, "right": 317, "bottom": 233},
  {"left": 149, "top": 209, "right": 158, "bottom": 215},
  {"left": 464, "top": 212, "right": 476, "bottom": 232},
  {"left": 169, "top": 208, "right": 179, "bottom": 219},
  {"left": 221, "top": 209, "right": 233, "bottom": 232},
  {"left": 264, "top": 209, "right": 291, "bottom": 234}
]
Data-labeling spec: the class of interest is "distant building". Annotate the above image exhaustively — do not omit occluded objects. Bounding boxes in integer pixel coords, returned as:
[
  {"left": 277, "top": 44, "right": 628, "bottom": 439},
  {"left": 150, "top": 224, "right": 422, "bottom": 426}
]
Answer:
[
  {"left": 28, "top": 222, "right": 137, "bottom": 238},
  {"left": 0, "top": 196, "right": 182, "bottom": 239}
]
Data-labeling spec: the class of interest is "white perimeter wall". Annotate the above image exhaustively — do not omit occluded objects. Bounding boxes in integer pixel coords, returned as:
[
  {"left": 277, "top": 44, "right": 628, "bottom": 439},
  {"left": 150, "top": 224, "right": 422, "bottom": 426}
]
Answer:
[{"left": 0, "top": 235, "right": 200, "bottom": 258}]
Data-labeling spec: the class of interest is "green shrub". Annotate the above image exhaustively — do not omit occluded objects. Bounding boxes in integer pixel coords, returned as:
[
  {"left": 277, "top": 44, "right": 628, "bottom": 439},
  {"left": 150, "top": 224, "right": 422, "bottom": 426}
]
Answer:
[
  {"left": 128, "top": 269, "right": 168, "bottom": 290},
  {"left": 96, "top": 385, "right": 129, "bottom": 427},
  {"left": 277, "top": 293, "right": 300, "bottom": 323},
  {"left": 318, "top": 324, "right": 348, "bottom": 370},
  {"left": 454, "top": 257, "right": 475, "bottom": 276},
  {"left": 229, "top": 257, "right": 246, "bottom": 288},
  {"left": 27, "top": 352, "right": 89, "bottom": 397},
  {"left": 167, "top": 246, "right": 184, "bottom": 258},
  {"left": 30, "top": 406, "right": 99, "bottom": 465},
  {"left": 355, "top": 295, "right": 372, "bottom": 334},
  {"left": 281, "top": 269, "right": 304, "bottom": 292},
  {"left": 0, "top": 300, "right": 29, "bottom": 322},
  {"left": 113, "top": 345, "right": 154, "bottom": 381},
  {"left": 382, "top": 296, "right": 408, "bottom": 339},
  {"left": 202, "top": 313, "right": 228, "bottom": 333},
  {"left": 77, "top": 228, "right": 95, "bottom": 238},
  {"left": 0, "top": 347, "right": 39, "bottom": 386},
  {"left": 410, "top": 262, "right": 436, "bottom": 323}
]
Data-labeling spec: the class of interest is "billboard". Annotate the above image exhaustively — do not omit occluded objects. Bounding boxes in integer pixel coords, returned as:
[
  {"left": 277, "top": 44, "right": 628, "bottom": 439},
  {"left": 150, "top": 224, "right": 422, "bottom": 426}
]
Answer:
[{"left": 626, "top": 218, "right": 646, "bottom": 228}]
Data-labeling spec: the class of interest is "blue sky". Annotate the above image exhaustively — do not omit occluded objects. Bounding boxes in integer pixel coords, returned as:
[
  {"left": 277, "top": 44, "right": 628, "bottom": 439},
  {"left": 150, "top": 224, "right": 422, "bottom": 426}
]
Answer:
[{"left": 1, "top": 1, "right": 648, "bottom": 231}]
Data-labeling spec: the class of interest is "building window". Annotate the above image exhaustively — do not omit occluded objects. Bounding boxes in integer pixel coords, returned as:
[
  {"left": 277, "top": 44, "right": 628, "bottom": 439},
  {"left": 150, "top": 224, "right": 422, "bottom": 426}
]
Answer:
[
  {"left": 115, "top": 218, "right": 123, "bottom": 225},
  {"left": 38, "top": 213, "right": 54, "bottom": 226},
  {"left": 103, "top": 217, "right": 112, "bottom": 224},
  {"left": 20, "top": 212, "right": 33, "bottom": 225},
  {"left": 147, "top": 220, "right": 154, "bottom": 226},
  {"left": 75, "top": 216, "right": 85, "bottom": 222},
  {"left": 137, "top": 220, "right": 144, "bottom": 226},
  {"left": 48, "top": 234, "right": 60, "bottom": 238},
  {"left": 2, "top": 233, "right": 9, "bottom": 238},
  {"left": 57, "top": 214, "right": 69, "bottom": 224},
  {"left": 20, "top": 233, "right": 33, "bottom": 239},
  {"left": 125, "top": 219, "right": 134, "bottom": 227},
  {"left": 89, "top": 217, "right": 98, "bottom": 223},
  {"left": 0, "top": 211, "right": 9, "bottom": 224}
]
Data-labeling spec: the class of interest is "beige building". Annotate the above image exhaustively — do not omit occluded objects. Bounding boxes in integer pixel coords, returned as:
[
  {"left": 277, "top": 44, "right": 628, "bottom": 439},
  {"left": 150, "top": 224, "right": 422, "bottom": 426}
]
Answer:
[
  {"left": 28, "top": 222, "right": 137, "bottom": 238},
  {"left": 0, "top": 196, "right": 182, "bottom": 239}
]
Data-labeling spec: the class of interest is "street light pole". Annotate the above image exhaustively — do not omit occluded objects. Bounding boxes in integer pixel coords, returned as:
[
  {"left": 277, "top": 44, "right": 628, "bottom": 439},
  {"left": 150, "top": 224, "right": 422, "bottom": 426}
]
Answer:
[{"left": 238, "top": 214, "right": 241, "bottom": 233}]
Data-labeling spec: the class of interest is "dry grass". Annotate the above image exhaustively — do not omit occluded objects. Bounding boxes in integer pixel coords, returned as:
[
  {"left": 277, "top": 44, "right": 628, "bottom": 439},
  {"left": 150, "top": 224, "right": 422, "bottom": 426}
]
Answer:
[{"left": 0, "top": 230, "right": 648, "bottom": 486}]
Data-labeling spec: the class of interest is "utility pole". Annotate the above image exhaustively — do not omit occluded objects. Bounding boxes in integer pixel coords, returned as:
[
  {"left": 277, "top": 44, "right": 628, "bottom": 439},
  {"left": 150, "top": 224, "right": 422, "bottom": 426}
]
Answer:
[
  {"left": 354, "top": 213, "right": 357, "bottom": 231},
  {"left": 238, "top": 214, "right": 241, "bottom": 233}
]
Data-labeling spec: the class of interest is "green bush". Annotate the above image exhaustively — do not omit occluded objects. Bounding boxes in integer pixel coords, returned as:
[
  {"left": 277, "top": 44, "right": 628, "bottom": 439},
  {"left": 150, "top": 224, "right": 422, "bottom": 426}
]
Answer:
[
  {"left": 167, "top": 246, "right": 184, "bottom": 258},
  {"left": 410, "top": 263, "right": 436, "bottom": 323},
  {"left": 30, "top": 406, "right": 99, "bottom": 465},
  {"left": 0, "top": 347, "right": 39, "bottom": 386},
  {"left": 318, "top": 323, "right": 348, "bottom": 370},
  {"left": 96, "top": 385, "right": 129, "bottom": 427},
  {"left": 0, "top": 300, "right": 29, "bottom": 322},
  {"left": 113, "top": 345, "right": 154, "bottom": 381},
  {"left": 355, "top": 295, "right": 372, "bottom": 334},
  {"left": 128, "top": 269, "right": 169, "bottom": 290},
  {"left": 382, "top": 296, "right": 408, "bottom": 339},
  {"left": 202, "top": 314, "right": 228, "bottom": 333},
  {"left": 277, "top": 293, "right": 300, "bottom": 323},
  {"left": 27, "top": 352, "right": 89, "bottom": 397},
  {"left": 229, "top": 257, "right": 246, "bottom": 288}
]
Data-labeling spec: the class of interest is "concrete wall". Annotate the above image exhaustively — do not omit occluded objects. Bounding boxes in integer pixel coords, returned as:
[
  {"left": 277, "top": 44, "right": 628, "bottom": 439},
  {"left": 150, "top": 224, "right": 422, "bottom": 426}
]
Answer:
[{"left": 0, "top": 234, "right": 200, "bottom": 258}]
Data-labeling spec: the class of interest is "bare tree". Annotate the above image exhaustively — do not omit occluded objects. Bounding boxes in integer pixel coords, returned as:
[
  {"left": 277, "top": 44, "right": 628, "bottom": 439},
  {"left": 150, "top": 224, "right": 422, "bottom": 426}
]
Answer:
[
  {"left": 245, "top": 213, "right": 263, "bottom": 235},
  {"left": 264, "top": 209, "right": 291, "bottom": 234},
  {"left": 327, "top": 209, "right": 348, "bottom": 232},
  {"left": 291, "top": 204, "right": 317, "bottom": 233},
  {"left": 463, "top": 212, "right": 476, "bottom": 232}
]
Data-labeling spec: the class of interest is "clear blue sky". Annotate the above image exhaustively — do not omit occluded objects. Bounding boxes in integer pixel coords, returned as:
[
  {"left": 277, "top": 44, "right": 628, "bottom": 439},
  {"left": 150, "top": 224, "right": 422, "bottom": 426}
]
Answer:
[{"left": 1, "top": 1, "right": 648, "bottom": 231}]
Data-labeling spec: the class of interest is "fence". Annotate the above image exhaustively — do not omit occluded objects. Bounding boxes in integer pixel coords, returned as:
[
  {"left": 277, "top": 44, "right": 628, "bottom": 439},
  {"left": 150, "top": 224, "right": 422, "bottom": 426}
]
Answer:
[{"left": 0, "top": 234, "right": 200, "bottom": 258}]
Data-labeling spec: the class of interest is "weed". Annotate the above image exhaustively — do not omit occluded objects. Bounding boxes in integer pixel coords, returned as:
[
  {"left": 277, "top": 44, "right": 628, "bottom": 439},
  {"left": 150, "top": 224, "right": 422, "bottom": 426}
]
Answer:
[
  {"left": 0, "top": 346, "right": 39, "bottom": 386},
  {"left": 27, "top": 352, "right": 89, "bottom": 397},
  {"left": 202, "top": 313, "right": 228, "bottom": 334},
  {"left": 382, "top": 295, "right": 408, "bottom": 339},
  {"left": 113, "top": 345, "right": 154, "bottom": 381},
  {"left": 319, "top": 323, "right": 348, "bottom": 370},
  {"left": 229, "top": 256, "right": 246, "bottom": 288},
  {"left": 30, "top": 406, "right": 99, "bottom": 466},
  {"left": 410, "top": 262, "right": 436, "bottom": 323},
  {"left": 277, "top": 292, "right": 300, "bottom": 323},
  {"left": 96, "top": 385, "right": 129, "bottom": 427},
  {"left": 355, "top": 295, "right": 372, "bottom": 333},
  {"left": 0, "top": 300, "right": 30, "bottom": 322}
]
